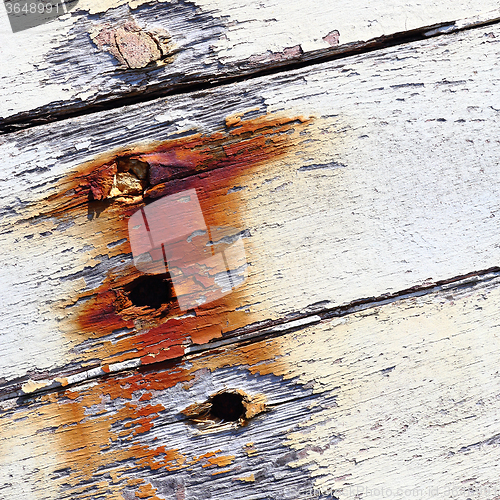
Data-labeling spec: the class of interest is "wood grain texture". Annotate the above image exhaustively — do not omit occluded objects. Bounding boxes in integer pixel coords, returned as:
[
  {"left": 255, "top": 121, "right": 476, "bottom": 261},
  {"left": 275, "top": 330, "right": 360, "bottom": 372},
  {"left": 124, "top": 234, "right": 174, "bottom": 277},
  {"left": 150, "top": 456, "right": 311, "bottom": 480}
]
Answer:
[
  {"left": 1, "top": 0, "right": 500, "bottom": 128},
  {"left": 2, "top": 272, "right": 500, "bottom": 499},
  {"left": 1, "top": 23, "right": 500, "bottom": 394}
]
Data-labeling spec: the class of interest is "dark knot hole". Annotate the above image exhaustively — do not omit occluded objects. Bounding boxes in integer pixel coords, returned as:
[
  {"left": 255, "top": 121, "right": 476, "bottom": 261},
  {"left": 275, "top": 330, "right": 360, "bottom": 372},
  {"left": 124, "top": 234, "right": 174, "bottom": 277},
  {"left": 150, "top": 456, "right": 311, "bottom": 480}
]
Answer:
[{"left": 210, "top": 392, "right": 246, "bottom": 422}]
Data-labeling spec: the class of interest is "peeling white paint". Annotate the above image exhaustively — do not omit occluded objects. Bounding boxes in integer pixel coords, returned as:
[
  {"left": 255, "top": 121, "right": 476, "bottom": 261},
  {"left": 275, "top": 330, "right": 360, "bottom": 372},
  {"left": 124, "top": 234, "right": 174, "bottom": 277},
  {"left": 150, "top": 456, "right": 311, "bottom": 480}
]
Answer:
[
  {"left": 1, "top": 1, "right": 500, "bottom": 120},
  {"left": 2, "top": 24, "right": 500, "bottom": 387},
  {"left": 75, "top": 140, "right": 92, "bottom": 150}
]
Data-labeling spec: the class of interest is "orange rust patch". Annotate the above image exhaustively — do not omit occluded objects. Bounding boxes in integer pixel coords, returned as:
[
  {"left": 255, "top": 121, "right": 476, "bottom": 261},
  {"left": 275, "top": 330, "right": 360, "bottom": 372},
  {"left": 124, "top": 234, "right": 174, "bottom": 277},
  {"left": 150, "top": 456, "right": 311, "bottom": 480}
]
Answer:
[
  {"left": 25, "top": 374, "right": 187, "bottom": 496},
  {"left": 211, "top": 469, "right": 231, "bottom": 476},
  {"left": 128, "top": 479, "right": 145, "bottom": 487},
  {"left": 188, "top": 450, "right": 220, "bottom": 464},
  {"left": 203, "top": 455, "right": 235, "bottom": 468},
  {"left": 3, "top": 330, "right": 291, "bottom": 499},
  {"left": 139, "top": 392, "right": 153, "bottom": 401},
  {"left": 190, "top": 323, "right": 222, "bottom": 345},
  {"left": 55, "top": 377, "right": 69, "bottom": 387},
  {"left": 45, "top": 113, "right": 310, "bottom": 216},
  {"left": 48, "top": 112, "right": 312, "bottom": 369},
  {"left": 135, "top": 482, "right": 163, "bottom": 500}
]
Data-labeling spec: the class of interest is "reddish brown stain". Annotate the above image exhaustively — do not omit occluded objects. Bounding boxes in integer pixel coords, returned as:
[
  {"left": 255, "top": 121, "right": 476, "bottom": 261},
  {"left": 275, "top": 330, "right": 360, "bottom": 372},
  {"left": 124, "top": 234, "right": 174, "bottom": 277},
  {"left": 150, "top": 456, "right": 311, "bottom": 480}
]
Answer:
[
  {"left": 45, "top": 113, "right": 311, "bottom": 368},
  {"left": 48, "top": 113, "right": 309, "bottom": 211}
]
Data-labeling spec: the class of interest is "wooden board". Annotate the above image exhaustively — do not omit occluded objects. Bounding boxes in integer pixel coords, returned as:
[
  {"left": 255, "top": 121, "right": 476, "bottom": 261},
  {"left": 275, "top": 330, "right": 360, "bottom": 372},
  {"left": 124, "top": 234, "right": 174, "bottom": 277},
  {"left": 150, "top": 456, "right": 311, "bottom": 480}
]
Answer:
[
  {"left": 2, "top": 271, "right": 500, "bottom": 499},
  {"left": 1, "top": 0, "right": 500, "bottom": 129},
  {"left": 2, "top": 23, "right": 500, "bottom": 396},
  {"left": 3, "top": 0, "right": 500, "bottom": 496}
]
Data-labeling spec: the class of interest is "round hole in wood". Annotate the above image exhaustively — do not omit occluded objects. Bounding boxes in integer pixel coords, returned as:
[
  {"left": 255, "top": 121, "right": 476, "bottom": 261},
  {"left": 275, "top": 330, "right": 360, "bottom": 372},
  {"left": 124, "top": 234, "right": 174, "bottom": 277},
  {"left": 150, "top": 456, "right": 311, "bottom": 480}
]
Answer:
[{"left": 210, "top": 392, "right": 246, "bottom": 422}]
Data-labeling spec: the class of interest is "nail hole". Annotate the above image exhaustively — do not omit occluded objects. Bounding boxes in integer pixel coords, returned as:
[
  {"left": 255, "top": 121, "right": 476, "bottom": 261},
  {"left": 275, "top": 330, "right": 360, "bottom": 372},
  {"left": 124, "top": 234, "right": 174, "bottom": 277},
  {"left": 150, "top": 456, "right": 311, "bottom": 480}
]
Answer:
[{"left": 127, "top": 274, "right": 173, "bottom": 309}]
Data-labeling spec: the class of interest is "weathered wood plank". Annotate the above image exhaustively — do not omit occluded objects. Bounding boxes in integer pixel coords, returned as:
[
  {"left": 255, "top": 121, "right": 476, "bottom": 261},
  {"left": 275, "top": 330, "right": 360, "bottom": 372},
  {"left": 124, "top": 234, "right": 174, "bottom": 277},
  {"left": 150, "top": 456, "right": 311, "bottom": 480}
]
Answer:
[
  {"left": 1, "top": 0, "right": 500, "bottom": 128},
  {"left": 1, "top": 24, "right": 500, "bottom": 394},
  {"left": 2, "top": 273, "right": 500, "bottom": 499}
]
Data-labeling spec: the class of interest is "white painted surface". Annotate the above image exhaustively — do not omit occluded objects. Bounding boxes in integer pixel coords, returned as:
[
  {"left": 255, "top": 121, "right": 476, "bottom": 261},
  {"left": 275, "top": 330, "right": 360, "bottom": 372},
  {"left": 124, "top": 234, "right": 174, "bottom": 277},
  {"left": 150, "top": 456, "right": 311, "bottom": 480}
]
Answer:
[
  {"left": 0, "top": 0, "right": 499, "bottom": 121},
  {"left": 1, "top": 24, "right": 500, "bottom": 389}
]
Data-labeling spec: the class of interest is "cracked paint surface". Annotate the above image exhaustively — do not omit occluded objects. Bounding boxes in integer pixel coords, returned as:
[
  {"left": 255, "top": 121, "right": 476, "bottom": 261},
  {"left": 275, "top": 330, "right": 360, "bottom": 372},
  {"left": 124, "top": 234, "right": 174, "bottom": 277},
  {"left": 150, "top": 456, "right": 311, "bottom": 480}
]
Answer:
[
  {"left": 15, "top": 113, "right": 312, "bottom": 381},
  {"left": 4, "top": 26, "right": 500, "bottom": 394},
  {"left": 2, "top": 0, "right": 499, "bottom": 123},
  {"left": 3, "top": 279, "right": 500, "bottom": 497}
]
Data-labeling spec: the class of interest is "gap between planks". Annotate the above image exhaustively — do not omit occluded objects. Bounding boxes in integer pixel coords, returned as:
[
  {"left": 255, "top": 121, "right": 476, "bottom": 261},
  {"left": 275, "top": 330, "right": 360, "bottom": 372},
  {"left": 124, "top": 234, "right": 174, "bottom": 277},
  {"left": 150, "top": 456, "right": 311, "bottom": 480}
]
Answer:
[
  {"left": 4, "top": 266, "right": 500, "bottom": 403},
  {"left": 1, "top": 10, "right": 500, "bottom": 134}
]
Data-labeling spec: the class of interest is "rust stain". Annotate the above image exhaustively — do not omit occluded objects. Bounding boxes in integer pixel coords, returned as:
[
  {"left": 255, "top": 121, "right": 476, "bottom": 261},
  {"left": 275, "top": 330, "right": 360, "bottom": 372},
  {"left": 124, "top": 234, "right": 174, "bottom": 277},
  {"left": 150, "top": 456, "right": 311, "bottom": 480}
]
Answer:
[
  {"left": 2, "top": 112, "right": 318, "bottom": 497},
  {"left": 187, "top": 450, "right": 220, "bottom": 465},
  {"left": 224, "top": 108, "right": 259, "bottom": 128},
  {"left": 139, "top": 392, "right": 153, "bottom": 401},
  {"left": 16, "top": 373, "right": 211, "bottom": 496},
  {"left": 46, "top": 113, "right": 310, "bottom": 213},
  {"left": 203, "top": 455, "right": 235, "bottom": 468},
  {"left": 1, "top": 327, "right": 296, "bottom": 498},
  {"left": 44, "top": 112, "right": 312, "bottom": 369}
]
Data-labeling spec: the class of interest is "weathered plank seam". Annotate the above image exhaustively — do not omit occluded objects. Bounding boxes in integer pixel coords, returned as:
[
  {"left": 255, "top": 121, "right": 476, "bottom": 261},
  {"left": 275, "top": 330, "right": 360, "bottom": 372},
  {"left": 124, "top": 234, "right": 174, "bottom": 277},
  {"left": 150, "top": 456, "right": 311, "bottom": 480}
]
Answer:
[
  {"left": 4, "top": 266, "right": 500, "bottom": 403},
  {"left": 2, "top": 11, "right": 500, "bottom": 134}
]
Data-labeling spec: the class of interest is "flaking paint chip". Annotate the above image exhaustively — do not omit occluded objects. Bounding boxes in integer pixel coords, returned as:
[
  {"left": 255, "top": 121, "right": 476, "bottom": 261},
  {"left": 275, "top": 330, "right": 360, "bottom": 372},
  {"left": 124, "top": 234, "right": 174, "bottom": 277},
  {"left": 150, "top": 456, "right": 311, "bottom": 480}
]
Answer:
[{"left": 91, "top": 18, "right": 175, "bottom": 69}]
